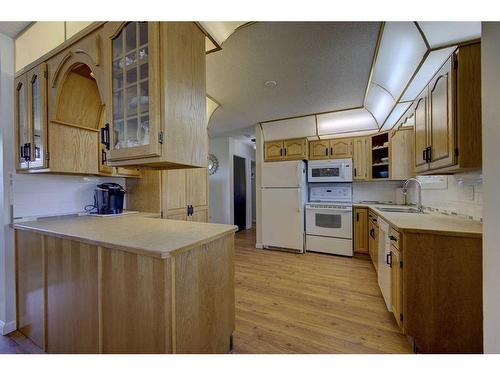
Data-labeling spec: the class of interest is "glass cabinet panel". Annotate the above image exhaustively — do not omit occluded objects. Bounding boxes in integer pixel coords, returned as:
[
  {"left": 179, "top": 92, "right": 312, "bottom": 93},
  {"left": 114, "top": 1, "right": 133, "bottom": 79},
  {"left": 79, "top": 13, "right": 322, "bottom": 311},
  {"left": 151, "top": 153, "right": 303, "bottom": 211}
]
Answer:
[
  {"left": 16, "top": 80, "right": 29, "bottom": 168},
  {"left": 111, "top": 21, "right": 150, "bottom": 150},
  {"left": 31, "top": 74, "right": 44, "bottom": 166}
]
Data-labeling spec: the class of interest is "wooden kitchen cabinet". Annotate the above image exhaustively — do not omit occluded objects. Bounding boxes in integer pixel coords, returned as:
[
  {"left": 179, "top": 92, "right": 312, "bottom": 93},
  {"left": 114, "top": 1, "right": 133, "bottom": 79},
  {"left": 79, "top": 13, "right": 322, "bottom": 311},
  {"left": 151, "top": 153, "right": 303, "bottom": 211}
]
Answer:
[
  {"left": 308, "top": 138, "right": 352, "bottom": 160},
  {"left": 161, "top": 168, "right": 209, "bottom": 222},
  {"left": 264, "top": 138, "right": 308, "bottom": 161},
  {"left": 352, "top": 137, "right": 368, "bottom": 180},
  {"left": 353, "top": 207, "right": 368, "bottom": 254},
  {"left": 103, "top": 22, "right": 207, "bottom": 169},
  {"left": 264, "top": 140, "right": 284, "bottom": 161},
  {"left": 283, "top": 138, "right": 308, "bottom": 160},
  {"left": 330, "top": 138, "right": 352, "bottom": 158},
  {"left": 15, "top": 63, "right": 48, "bottom": 171},
  {"left": 390, "top": 245, "right": 403, "bottom": 330},
  {"left": 368, "top": 213, "right": 378, "bottom": 271},
  {"left": 411, "top": 43, "right": 481, "bottom": 174},
  {"left": 390, "top": 127, "right": 415, "bottom": 180}
]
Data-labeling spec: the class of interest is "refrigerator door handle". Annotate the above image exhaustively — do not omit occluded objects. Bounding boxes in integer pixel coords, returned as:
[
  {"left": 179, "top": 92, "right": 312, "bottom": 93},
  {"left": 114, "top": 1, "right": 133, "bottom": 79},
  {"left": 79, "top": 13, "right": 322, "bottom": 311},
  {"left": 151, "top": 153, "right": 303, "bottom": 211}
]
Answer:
[{"left": 297, "top": 189, "right": 302, "bottom": 213}]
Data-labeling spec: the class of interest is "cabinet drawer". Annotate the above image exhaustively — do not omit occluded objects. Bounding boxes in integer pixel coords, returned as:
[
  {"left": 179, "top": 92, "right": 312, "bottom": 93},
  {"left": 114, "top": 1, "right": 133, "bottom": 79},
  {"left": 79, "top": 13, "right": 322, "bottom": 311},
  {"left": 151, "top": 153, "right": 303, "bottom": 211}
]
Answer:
[{"left": 389, "top": 227, "right": 401, "bottom": 250}]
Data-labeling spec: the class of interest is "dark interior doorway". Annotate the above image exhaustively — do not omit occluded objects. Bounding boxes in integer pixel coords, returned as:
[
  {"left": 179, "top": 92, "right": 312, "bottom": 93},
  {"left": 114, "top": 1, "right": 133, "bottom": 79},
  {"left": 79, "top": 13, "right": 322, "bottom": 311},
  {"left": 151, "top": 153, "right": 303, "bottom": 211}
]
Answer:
[{"left": 233, "top": 155, "right": 246, "bottom": 231}]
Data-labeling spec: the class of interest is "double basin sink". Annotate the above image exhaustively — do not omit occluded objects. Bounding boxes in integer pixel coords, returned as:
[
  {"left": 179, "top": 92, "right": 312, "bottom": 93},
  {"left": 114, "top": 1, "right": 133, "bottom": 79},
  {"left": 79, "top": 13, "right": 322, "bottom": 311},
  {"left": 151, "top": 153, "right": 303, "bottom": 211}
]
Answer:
[{"left": 376, "top": 206, "right": 425, "bottom": 214}]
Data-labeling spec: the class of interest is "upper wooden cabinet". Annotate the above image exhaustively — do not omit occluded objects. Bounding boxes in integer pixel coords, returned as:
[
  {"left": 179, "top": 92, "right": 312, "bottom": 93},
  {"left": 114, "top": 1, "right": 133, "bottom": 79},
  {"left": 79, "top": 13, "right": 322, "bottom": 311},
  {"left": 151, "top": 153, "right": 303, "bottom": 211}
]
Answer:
[
  {"left": 352, "top": 137, "right": 368, "bottom": 180},
  {"left": 390, "top": 128, "right": 415, "bottom": 180},
  {"left": 264, "top": 138, "right": 307, "bottom": 161},
  {"left": 15, "top": 64, "right": 48, "bottom": 171},
  {"left": 14, "top": 25, "right": 140, "bottom": 178},
  {"left": 309, "top": 138, "right": 352, "bottom": 160},
  {"left": 103, "top": 22, "right": 207, "bottom": 168},
  {"left": 411, "top": 43, "right": 481, "bottom": 174}
]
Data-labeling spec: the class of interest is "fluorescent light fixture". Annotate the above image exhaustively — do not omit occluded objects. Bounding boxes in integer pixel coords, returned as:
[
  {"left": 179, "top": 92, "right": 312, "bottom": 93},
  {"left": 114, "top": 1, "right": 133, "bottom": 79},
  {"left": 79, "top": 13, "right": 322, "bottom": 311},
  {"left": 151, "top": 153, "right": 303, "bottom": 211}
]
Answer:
[
  {"left": 381, "top": 102, "right": 412, "bottom": 130},
  {"left": 318, "top": 128, "right": 379, "bottom": 139},
  {"left": 198, "top": 22, "right": 247, "bottom": 46},
  {"left": 371, "top": 22, "right": 427, "bottom": 99},
  {"left": 401, "top": 46, "right": 456, "bottom": 101},
  {"left": 365, "top": 83, "right": 395, "bottom": 127},
  {"left": 417, "top": 22, "right": 481, "bottom": 49},
  {"left": 317, "top": 108, "right": 378, "bottom": 135}
]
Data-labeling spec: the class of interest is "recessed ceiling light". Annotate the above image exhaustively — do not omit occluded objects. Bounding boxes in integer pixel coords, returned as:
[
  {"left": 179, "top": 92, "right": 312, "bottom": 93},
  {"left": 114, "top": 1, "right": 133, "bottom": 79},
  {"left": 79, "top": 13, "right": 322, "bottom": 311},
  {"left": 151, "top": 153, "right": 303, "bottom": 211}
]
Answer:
[{"left": 264, "top": 80, "right": 277, "bottom": 88}]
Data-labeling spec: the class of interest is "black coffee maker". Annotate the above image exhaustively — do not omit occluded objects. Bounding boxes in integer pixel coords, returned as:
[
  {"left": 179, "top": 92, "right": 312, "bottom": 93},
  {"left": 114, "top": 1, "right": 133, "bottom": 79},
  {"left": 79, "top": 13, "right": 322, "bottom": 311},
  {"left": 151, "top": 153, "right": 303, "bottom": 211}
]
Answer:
[{"left": 95, "top": 183, "right": 126, "bottom": 215}]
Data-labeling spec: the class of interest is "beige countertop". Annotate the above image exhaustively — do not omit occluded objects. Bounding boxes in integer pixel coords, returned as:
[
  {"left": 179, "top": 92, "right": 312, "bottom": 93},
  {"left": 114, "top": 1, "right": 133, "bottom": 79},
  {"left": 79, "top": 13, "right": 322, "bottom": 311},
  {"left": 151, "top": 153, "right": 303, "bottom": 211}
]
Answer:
[
  {"left": 354, "top": 204, "right": 482, "bottom": 238},
  {"left": 14, "top": 213, "right": 238, "bottom": 258}
]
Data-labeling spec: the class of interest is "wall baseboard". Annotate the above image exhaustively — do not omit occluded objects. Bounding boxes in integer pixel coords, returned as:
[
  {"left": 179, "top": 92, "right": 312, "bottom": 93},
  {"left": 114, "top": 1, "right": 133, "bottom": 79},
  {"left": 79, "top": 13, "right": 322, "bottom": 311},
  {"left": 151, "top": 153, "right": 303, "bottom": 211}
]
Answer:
[
  {"left": 255, "top": 242, "right": 263, "bottom": 249},
  {"left": 0, "top": 319, "right": 16, "bottom": 335}
]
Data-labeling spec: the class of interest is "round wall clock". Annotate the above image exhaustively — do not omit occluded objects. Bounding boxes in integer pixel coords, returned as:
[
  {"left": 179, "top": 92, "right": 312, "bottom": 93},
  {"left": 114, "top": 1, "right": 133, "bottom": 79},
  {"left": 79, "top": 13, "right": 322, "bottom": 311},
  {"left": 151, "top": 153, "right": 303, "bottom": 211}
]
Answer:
[{"left": 208, "top": 154, "right": 219, "bottom": 175}]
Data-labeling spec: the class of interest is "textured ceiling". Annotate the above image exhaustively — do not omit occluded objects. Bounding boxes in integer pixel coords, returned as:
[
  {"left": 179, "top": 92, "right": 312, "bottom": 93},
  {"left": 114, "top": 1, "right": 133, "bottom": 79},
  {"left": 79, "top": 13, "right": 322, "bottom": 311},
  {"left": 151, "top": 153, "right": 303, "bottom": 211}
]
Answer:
[
  {"left": 207, "top": 22, "right": 381, "bottom": 136},
  {"left": 0, "top": 22, "right": 31, "bottom": 38}
]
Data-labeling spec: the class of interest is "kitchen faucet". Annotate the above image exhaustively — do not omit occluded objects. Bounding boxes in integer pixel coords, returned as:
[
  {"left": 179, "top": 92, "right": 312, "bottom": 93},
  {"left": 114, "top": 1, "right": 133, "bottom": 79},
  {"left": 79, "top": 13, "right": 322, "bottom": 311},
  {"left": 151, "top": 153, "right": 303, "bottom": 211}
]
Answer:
[{"left": 403, "top": 178, "right": 423, "bottom": 213}]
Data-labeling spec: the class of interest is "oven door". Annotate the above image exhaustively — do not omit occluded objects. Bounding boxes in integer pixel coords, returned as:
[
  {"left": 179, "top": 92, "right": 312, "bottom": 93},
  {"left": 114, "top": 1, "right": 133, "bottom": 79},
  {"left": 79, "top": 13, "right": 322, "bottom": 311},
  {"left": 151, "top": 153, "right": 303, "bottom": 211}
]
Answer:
[
  {"left": 306, "top": 206, "right": 353, "bottom": 238},
  {"left": 308, "top": 162, "right": 346, "bottom": 182}
]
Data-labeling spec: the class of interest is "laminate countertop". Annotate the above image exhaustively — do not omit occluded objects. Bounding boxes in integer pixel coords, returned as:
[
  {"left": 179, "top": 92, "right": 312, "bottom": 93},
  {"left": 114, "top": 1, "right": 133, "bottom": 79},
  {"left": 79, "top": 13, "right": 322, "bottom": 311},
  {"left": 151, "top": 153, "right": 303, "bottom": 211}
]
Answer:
[
  {"left": 354, "top": 204, "right": 482, "bottom": 238},
  {"left": 14, "top": 213, "right": 238, "bottom": 258}
]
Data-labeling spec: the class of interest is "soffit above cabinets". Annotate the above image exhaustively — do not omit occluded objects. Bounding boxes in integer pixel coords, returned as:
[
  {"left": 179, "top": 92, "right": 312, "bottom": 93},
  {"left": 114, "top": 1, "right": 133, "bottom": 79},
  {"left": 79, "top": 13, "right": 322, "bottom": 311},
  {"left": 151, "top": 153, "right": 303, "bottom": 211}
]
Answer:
[
  {"left": 198, "top": 21, "right": 248, "bottom": 52},
  {"left": 261, "top": 115, "right": 316, "bottom": 141},
  {"left": 417, "top": 22, "right": 481, "bottom": 49}
]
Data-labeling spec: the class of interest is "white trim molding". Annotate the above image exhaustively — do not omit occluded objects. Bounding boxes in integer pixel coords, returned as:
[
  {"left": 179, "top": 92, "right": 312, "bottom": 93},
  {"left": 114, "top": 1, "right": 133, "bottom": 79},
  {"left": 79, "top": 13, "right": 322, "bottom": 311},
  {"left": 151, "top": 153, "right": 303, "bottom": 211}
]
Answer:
[{"left": 0, "top": 319, "right": 16, "bottom": 335}]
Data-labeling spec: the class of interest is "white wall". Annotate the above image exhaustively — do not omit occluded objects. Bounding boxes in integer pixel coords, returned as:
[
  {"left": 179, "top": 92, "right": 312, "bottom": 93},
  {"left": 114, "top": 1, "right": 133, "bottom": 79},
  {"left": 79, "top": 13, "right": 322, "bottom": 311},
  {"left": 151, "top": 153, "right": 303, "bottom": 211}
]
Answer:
[
  {"left": 0, "top": 33, "right": 16, "bottom": 334},
  {"left": 209, "top": 136, "right": 255, "bottom": 229},
  {"left": 481, "top": 22, "right": 500, "bottom": 353}
]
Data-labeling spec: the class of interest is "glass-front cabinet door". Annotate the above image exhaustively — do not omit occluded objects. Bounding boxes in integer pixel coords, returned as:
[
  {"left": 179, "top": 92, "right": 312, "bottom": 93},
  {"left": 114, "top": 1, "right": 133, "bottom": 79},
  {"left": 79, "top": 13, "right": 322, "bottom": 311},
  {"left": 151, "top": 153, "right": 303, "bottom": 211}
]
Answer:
[
  {"left": 15, "top": 74, "right": 30, "bottom": 170},
  {"left": 15, "top": 64, "right": 48, "bottom": 170},
  {"left": 28, "top": 63, "right": 48, "bottom": 169},
  {"left": 104, "top": 21, "right": 161, "bottom": 161}
]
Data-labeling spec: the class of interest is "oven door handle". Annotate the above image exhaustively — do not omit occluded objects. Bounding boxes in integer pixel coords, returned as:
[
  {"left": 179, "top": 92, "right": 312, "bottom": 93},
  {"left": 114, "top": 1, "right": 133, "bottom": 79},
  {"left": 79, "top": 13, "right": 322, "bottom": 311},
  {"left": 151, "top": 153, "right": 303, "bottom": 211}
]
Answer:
[{"left": 307, "top": 207, "right": 352, "bottom": 212}]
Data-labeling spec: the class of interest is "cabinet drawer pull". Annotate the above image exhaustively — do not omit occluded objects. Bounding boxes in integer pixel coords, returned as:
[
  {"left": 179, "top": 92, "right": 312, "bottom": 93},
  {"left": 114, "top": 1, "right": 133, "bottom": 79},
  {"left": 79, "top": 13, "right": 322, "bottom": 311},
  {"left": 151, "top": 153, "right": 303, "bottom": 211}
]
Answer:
[
  {"left": 101, "top": 149, "right": 107, "bottom": 164},
  {"left": 389, "top": 235, "right": 398, "bottom": 242},
  {"left": 386, "top": 252, "right": 393, "bottom": 267}
]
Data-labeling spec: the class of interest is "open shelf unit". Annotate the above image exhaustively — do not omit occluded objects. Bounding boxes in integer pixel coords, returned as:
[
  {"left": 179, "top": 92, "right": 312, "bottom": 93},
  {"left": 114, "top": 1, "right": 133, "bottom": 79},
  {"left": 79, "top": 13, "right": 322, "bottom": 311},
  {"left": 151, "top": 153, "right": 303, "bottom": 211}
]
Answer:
[{"left": 370, "top": 132, "right": 390, "bottom": 179}]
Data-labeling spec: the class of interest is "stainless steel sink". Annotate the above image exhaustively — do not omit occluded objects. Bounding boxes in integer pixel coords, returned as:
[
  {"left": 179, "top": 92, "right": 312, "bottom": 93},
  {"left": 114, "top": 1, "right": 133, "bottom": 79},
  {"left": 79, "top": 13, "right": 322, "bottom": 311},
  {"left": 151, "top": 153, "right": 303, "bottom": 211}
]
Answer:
[{"left": 376, "top": 207, "right": 425, "bottom": 214}]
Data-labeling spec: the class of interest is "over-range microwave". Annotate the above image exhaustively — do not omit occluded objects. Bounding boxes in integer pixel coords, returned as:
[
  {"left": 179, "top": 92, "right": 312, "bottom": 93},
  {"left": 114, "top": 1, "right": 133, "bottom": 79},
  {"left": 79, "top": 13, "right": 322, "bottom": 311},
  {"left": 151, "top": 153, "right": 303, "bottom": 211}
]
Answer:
[{"left": 307, "top": 159, "right": 353, "bottom": 183}]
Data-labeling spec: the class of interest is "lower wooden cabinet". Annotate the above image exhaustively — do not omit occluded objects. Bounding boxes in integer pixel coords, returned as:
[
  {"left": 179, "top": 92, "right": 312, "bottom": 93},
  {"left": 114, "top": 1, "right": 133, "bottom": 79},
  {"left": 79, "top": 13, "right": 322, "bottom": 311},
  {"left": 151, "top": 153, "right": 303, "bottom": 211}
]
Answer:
[
  {"left": 390, "top": 244, "right": 403, "bottom": 330},
  {"left": 368, "top": 214, "right": 378, "bottom": 271},
  {"left": 353, "top": 208, "right": 368, "bottom": 253}
]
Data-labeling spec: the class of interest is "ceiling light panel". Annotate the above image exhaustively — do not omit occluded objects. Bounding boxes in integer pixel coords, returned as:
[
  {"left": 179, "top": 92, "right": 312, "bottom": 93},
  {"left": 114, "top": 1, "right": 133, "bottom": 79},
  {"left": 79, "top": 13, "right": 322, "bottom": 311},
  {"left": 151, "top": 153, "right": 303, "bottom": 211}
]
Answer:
[
  {"left": 364, "top": 83, "right": 395, "bottom": 127},
  {"left": 401, "top": 46, "right": 456, "bottom": 102},
  {"left": 371, "top": 22, "right": 427, "bottom": 99},
  {"left": 317, "top": 108, "right": 378, "bottom": 135},
  {"left": 418, "top": 22, "right": 481, "bottom": 49},
  {"left": 381, "top": 102, "right": 412, "bottom": 130}
]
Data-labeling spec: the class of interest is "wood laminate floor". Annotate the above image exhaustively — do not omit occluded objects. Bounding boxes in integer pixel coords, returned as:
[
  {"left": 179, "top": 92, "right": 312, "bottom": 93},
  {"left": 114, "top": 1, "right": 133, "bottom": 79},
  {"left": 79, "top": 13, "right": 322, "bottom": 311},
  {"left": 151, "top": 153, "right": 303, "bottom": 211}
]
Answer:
[
  {"left": 1, "top": 227, "right": 411, "bottom": 354},
  {"left": 232, "top": 228, "right": 412, "bottom": 354}
]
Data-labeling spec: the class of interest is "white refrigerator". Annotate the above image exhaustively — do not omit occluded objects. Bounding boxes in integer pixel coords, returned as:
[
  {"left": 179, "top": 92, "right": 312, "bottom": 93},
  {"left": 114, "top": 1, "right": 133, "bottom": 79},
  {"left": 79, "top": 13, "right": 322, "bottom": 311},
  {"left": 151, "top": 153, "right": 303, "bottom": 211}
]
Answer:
[{"left": 261, "top": 160, "right": 307, "bottom": 253}]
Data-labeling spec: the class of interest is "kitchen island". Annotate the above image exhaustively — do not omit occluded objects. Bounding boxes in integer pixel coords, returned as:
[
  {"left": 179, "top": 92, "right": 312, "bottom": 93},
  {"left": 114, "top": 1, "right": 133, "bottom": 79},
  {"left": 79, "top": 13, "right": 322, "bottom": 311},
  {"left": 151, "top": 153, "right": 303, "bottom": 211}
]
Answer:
[{"left": 14, "top": 214, "right": 237, "bottom": 354}]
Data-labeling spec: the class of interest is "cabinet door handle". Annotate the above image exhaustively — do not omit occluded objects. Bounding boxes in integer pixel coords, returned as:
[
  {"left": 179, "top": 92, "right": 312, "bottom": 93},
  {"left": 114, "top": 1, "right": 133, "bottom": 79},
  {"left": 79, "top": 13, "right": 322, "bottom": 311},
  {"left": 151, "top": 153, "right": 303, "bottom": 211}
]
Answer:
[
  {"left": 386, "top": 252, "right": 393, "bottom": 267},
  {"left": 427, "top": 146, "right": 432, "bottom": 162},
  {"left": 100, "top": 123, "right": 110, "bottom": 150},
  {"left": 369, "top": 228, "right": 375, "bottom": 238},
  {"left": 24, "top": 143, "right": 31, "bottom": 161},
  {"left": 284, "top": 148, "right": 287, "bottom": 156},
  {"left": 330, "top": 147, "right": 333, "bottom": 156},
  {"left": 354, "top": 168, "right": 357, "bottom": 177},
  {"left": 356, "top": 212, "right": 359, "bottom": 221},
  {"left": 325, "top": 148, "right": 328, "bottom": 156},
  {"left": 20, "top": 144, "right": 25, "bottom": 159},
  {"left": 389, "top": 235, "right": 397, "bottom": 242},
  {"left": 280, "top": 148, "right": 283, "bottom": 157},
  {"left": 422, "top": 149, "right": 427, "bottom": 162}
]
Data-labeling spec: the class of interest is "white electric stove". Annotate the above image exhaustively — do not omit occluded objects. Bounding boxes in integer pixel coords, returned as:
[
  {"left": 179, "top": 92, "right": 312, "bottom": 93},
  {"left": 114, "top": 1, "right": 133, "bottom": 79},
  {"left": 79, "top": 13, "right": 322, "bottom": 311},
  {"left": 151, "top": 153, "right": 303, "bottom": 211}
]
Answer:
[{"left": 305, "top": 183, "right": 353, "bottom": 256}]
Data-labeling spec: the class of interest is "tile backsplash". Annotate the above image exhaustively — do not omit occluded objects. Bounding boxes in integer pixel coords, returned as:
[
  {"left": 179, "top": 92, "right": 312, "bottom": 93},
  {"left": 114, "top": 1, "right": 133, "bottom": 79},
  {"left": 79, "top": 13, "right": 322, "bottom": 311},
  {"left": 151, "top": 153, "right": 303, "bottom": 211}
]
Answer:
[
  {"left": 407, "top": 172, "right": 483, "bottom": 220},
  {"left": 12, "top": 173, "right": 126, "bottom": 218},
  {"left": 353, "top": 180, "right": 404, "bottom": 203}
]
